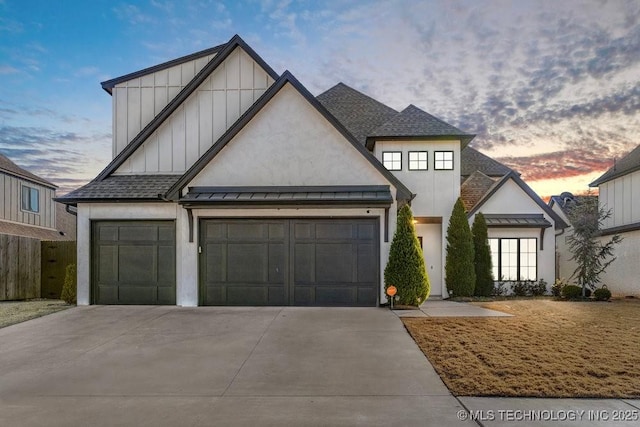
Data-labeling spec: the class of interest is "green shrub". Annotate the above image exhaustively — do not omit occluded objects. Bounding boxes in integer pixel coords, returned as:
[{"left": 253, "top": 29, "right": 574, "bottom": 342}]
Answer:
[
  {"left": 562, "top": 284, "right": 591, "bottom": 299},
  {"left": 384, "top": 205, "right": 430, "bottom": 306},
  {"left": 551, "top": 278, "right": 567, "bottom": 297},
  {"left": 528, "top": 279, "right": 548, "bottom": 296},
  {"left": 593, "top": 286, "right": 612, "bottom": 301},
  {"left": 445, "top": 198, "right": 475, "bottom": 297},
  {"left": 472, "top": 213, "right": 494, "bottom": 297},
  {"left": 492, "top": 281, "right": 507, "bottom": 296},
  {"left": 61, "top": 263, "right": 77, "bottom": 304},
  {"left": 512, "top": 281, "right": 529, "bottom": 296}
]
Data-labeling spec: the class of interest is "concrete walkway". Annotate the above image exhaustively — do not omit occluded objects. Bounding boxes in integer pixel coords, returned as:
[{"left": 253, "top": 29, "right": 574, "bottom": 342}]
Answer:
[
  {"left": 393, "top": 299, "right": 514, "bottom": 318},
  {"left": 0, "top": 305, "right": 474, "bottom": 427}
]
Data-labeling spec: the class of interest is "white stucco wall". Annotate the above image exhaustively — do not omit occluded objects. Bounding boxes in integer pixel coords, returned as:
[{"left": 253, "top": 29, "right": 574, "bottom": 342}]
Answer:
[
  {"left": 597, "top": 229, "right": 640, "bottom": 297},
  {"left": 113, "top": 47, "right": 275, "bottom": 174},
  {"left": 372, "top": 140, "right": 460, "bottom": 218},
  {"left": 469, "top": 179, "right": 557, "bottom": 290},
  {"left": 190, "top": 83, "right": 392, "bottom": 188}
]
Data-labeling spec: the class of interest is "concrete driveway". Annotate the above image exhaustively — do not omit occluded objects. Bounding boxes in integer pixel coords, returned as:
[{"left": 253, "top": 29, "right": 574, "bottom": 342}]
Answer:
[{"left": 0, "top": 306, "right": 472, "bottom": 426}]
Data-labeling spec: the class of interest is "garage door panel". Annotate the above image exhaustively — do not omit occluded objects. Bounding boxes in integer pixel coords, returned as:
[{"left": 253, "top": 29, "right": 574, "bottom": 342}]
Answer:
[
  {"left": 226, "top": 286, "right": 269, "bottom": 305},
  {"left": 315, "top": 286, "right": 357, "bottom": 305},
  {"left": 293, "top": 243, "right": 315, "bottom": 282},
  {"left": 358, "top": 223, "right": 375, "bottom": 239},
  {"left": 92, "top": 221, "right": 176, "bottom": 305},
  {"left": 293, "top": 286, "right": 313, "bottom": 305},
  {"left": 118, "top": 246, "right": 156, "bottom": 282},
  {"left": 314, "top": 243, "right": 354, "bottom": 282},
  {"left": 357, "top": 244, "right": 376, "bottom": 282},
  {"left": 314, "top": 223, "right": 355, "bottom": 240},
  {"left": 98, "top": 246, "right": 118, "bottom": 282},
  {"left": 358, "top": 286, "right": 377, "bottom": 305},
  {"left": 227, "top": 223, "right": 268, "bottom": 240},
  {"left": 269, "top": 243, "right": 286, "bottom": 282},
  {"left": 227, "top": 243, "right": 268, "bottom": 282},
  {"left": 205, "top": 244, "right": 226, "bottom": 281}
]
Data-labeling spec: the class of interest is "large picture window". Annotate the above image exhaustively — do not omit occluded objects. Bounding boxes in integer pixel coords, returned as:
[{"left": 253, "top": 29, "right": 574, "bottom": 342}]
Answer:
[
  {"left": 21, "top": 185, "right": 39, "bottom": 213},
  {"left": 382, "top": 151, "right": 402, "bottom": 171},
  {"left": 489, "top": 238, "right": 537, "bottom": 281},
  {"left": 434, "top": 151, "right": 454, "bottom": 170}
]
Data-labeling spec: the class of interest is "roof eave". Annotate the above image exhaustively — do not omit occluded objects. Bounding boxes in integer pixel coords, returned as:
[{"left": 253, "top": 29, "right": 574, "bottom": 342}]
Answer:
[
  {"left": 100, "top": 43, "right": 227, "bottom": 94},
  {"left": 365, "top": 134, "right": 476, "bottom": 150}
]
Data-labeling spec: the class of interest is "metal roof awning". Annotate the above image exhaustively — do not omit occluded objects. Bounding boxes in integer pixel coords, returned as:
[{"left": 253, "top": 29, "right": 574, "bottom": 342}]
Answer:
[
  {"left": 179, "top": 185, "right": 394, "bottom": 207},
  {"left": 483, "top": 214, "right": 552, "bottom": 228}
]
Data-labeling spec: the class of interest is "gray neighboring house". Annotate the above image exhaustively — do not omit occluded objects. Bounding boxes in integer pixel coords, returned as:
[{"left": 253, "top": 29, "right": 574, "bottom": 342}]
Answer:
[
  {"left": 58, "top": 34, "right": 564, "bottom": 306},
  {"left": 587, "top": 144, "right": 640, "bottom": 296},
  {"left": 0, "top": 153, "right": 75, "bottom": 241}
]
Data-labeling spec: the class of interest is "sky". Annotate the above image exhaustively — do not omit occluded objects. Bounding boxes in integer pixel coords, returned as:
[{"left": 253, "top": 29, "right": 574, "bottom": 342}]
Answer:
[{"left": 1, "top": 0, "right": 639, "bottom": 198}]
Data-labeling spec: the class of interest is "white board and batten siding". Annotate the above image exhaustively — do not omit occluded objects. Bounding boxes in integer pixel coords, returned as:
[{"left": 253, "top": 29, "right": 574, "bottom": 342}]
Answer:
[
  {"left": 0, "top": 173, "right": 56, "bottom": 229},
  {"left": 598, "top": 169, "right": 640, "bottom": 229},
  {"left": 113, "top": 47, "right": 275, "bottom": 175}
]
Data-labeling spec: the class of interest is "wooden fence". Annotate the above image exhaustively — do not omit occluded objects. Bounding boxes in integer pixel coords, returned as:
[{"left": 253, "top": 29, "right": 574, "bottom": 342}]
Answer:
[
  {"left": 0, "top": 235, "right": 76, "bottom": 301},
  {"left": 0, "top": 234, "right": 41, "bottom": 300},
  {"left": 41, "top": 240, "right": 76, "bottom": 299}
]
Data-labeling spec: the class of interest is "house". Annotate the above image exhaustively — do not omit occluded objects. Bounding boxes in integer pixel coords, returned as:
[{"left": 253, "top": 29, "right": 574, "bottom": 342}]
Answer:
[
  {"left": 548, "top": 192, "right": 597, "bottom": 282},
  {"left": 0, "top": 152, "right": 75, "bottom": 241},
  {"left": 58, "top": 35, "right": 564, "bottom": 306},
  {"left": 588, "top": 144, "right": 640, "bottom": 296}
]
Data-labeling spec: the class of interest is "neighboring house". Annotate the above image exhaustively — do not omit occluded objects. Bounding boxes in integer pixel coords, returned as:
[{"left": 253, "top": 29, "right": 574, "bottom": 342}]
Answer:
[
  {"left": 0, "top": 153, "right": 75, "bottom": 241},
  {"left": 58, "top": 35, "right": 564, "bottom": 306},
  {"left": 548, "top": 192, "right": 597, "bottom": 281},
  {"left": 588, "top": 144, "right": 640, "bottom": 296}
]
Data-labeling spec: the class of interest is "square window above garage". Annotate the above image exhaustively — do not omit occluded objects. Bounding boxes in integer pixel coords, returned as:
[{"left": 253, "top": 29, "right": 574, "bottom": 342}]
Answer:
[
  {"left": 408, "top": 151, "right": 428, "bottom": 170},
  {"left": 434, "top": 151, "right": 454, "bottom": 170},
  {"left": 382, "top": 151, "right": 402, "bottom": 171}
]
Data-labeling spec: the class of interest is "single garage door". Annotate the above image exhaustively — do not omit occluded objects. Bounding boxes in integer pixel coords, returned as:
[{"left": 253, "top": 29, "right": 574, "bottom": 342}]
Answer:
[
  {"left": 200, "top": 218, "right": 379, "bottom": 306},
  {"left": 92, "top": 221, "right": 176, "bottom": 305}
]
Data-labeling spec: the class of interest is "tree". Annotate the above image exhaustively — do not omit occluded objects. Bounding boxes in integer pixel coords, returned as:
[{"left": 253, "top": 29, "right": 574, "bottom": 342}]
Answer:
[
  {"left": 384, "top": 204, "right": 430, "bottom": 306},
  {"left": 472, "top": 212, "right": 494, "bottom": 296},
  {"left": 61, "top": 263, "right": 77, "bottom": 304},
  {"left": 445, "top": 198, "right": 476, "bottom": 297},
  {"left": 566, "top": 194, "right": 622, "bottom": 297}
]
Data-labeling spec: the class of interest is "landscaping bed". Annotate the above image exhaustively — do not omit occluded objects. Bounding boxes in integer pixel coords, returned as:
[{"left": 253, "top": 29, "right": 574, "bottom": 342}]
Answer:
[
  {"left": 403, "top": 298, "right": 640, "bottom": 398},
  {"left": 0, "top": 299, "right": 71, "bottom": 329}
]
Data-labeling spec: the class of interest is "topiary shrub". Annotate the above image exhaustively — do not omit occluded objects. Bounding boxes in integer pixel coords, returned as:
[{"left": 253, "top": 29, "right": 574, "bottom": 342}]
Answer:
[
  {"left": 384, "top": 204, "right": 430, "bottom": 306},
  {"left": 472, "top": 213, "right": 494, "bottom": 297},
  {"left": 593, "top": 286, "right": 612, "bottom": 301},
  {"left": 445, "top": 198, "right": 475, "bottom": 297},
  {"left": 512, "top": 281, "right": 529, "bottom": 296},
  {"left": 61, "top": 263, "right": 77, "bottom": 305}
]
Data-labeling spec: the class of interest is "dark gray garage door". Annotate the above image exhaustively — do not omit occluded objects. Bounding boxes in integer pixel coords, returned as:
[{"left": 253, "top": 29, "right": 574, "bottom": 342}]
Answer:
[
  {"left": 92, "top": 221, "right": 176, "bottom": 305},
  {"left": 200, "top": 219, "right": 379, "bottom": 306}
]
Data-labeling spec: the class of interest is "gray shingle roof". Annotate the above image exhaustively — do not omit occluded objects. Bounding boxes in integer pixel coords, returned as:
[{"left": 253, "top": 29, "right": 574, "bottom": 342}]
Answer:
[
  {"left": 461, "top": 146, "right": 513, "bottom": 178},
  {"left": 0, "top": 152, "right": 56, "bottom": 188},
  {"left": 316, "top": 83, "right": 398, "bottom": 145},
  {"left": 590, "top": 144, "right": 640, "bottom": 187},
  {"left": 180, "top": 186, "right": 393, "bottom": 206},
  {"left": 57, "top": 175, "right": 181, "bottom": 203},
  {"left": 369, "top": 104, "right": 472, "bottom": 140},
  {"left": 460, "top": 171, "right": 498, "bottom": 212},
  {"left": 548, "top": 193, "right": 597, "bottom": 227}
]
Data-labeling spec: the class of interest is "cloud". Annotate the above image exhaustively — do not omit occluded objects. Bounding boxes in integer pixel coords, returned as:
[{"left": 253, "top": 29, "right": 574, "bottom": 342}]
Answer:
[
  {"left": 74, "top": 66, "right": 101, "bottom": 77},
  {"left": 0, "top": 65, "right": 19, "bottom": 74},
  {"left": 113, "top": 3, "right": 154, "bottom": 25}
]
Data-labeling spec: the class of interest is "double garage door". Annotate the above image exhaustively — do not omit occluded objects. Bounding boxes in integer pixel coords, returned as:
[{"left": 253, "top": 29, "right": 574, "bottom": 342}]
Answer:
[{"left": 92, "top": 218, "right": 379, "bottom": 306}]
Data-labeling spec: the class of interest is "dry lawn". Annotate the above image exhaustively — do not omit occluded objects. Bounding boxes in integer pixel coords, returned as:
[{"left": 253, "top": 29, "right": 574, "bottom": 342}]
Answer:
[
  {"left": 0, "top": 299, "right": 71, "bottom": 329},
  {"left": 403, "top": 299, "right": 640, "bottom": 398}
]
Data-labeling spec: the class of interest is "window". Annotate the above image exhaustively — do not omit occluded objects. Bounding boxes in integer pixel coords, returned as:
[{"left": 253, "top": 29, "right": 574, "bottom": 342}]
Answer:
[
  {"left": 489, "top": 238, "right": 537, "bottom": 281},
  {"left": 434, "top": 151, "right": 454, "bottom": 170},
  {"left": 408, "top": 151, "right": 428, "bottom": 170},
  {"left": 21, "top": 185, "right": 39, "bottom": 213},
  {"left": 382, "top": 151, "right": 402, "bottom": 170}
]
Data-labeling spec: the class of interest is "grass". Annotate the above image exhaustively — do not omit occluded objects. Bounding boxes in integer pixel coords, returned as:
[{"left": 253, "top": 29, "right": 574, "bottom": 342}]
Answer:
[
  {"left": 0, "top": 299, "right": 71, "bottom": 329},
  {"left": 403, "top": 298, "right": 640, "bottom": 398}
]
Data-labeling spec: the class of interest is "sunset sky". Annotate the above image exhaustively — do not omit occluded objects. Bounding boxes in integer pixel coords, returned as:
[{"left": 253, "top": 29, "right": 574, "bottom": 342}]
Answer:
[{"left": 1, "top": 0, "right": 638, "bottom": 198}]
